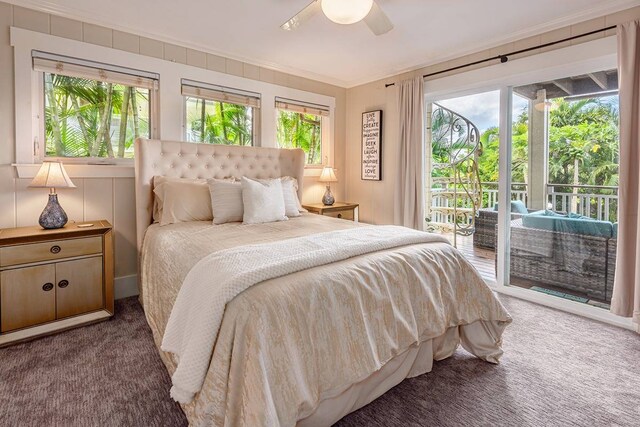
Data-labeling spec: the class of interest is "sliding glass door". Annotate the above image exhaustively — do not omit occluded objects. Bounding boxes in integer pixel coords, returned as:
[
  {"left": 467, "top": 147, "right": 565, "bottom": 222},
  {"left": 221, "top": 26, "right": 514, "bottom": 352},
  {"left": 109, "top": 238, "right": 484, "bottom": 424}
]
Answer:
[
  {"left": 506, "top": 70, "right": 619, "bottom": 309},
  {"left": 425, "top": 34, "right": 623, "bottom": 322}
]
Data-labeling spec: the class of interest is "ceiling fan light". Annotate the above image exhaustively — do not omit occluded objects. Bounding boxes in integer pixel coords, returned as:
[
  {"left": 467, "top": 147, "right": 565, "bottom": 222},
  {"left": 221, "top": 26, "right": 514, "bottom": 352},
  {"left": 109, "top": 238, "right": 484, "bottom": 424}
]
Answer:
[{"left": 321, "top": 0, "right": 374, "bottom": 25}]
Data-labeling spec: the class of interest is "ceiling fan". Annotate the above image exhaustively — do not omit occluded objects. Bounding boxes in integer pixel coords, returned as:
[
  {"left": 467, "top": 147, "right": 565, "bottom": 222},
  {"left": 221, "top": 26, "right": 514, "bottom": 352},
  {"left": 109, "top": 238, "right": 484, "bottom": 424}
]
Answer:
[{"left": 281, "top": 0, "right": 393, "bottom": 36}]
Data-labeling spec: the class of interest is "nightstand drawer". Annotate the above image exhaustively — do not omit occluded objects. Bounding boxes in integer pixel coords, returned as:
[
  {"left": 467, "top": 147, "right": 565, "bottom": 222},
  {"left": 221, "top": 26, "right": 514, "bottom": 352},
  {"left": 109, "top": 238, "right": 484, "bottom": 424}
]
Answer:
[
  {"left": 0, "top": 236, "right": 103, "bottom": 267},
  {"left": 323, "top": 209, "right": 355, "bottom": 220}
]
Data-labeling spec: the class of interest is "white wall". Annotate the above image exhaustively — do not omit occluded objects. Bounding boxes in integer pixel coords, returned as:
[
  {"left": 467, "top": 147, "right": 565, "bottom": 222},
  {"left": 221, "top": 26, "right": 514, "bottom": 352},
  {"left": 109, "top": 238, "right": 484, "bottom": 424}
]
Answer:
[{"left": 0, "top": 2, "right": 347, "bottom": 298}]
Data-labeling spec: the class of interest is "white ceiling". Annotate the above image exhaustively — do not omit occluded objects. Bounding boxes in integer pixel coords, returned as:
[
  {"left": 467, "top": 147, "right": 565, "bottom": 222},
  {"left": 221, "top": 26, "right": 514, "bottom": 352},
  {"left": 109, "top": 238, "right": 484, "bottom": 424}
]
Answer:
[{"left": 10, "top": 0, "right": 640, "bottom": 87}]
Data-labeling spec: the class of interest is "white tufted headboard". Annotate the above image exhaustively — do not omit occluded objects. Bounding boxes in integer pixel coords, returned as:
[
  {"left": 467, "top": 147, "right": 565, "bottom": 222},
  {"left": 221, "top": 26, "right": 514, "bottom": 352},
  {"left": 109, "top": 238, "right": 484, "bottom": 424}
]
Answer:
[{"left": 134, "top": 138, "right": 305, "bottom": 251}]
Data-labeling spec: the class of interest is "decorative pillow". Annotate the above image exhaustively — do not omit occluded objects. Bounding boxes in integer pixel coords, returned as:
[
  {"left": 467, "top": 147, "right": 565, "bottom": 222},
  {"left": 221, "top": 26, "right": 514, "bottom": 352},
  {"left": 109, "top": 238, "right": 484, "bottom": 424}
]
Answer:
[
  {"left": 153, "top": 180, "right": 212, "bottom": 225},
  {"left": 208, "top": 179, "right": 244, "bottom": 224},
  {"left": 152, "top": 176, "right": 208, "bottom": 222},
  {"left": 493, "top": 200, "right": 529, "bottom": 214},
  {"left": 241, "top": 177, "right": 288, "bottom": 224},
  {"left": 280, "top": 176, "right": 306, "bottom": 217},
  {"left": 510, "top": 200, "right": 529, "bottom": 215}
]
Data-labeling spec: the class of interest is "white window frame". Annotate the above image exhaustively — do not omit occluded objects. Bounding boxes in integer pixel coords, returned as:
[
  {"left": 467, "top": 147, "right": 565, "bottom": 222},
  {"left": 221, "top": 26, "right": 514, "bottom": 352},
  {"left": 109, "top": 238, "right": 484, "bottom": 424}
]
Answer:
[
  {"left": 33, "top": 51, "right": 159, "bottom": 165},
  {"left": 425, "top": 35, "right": 634, "bottom": 331},
  {"left": 181, "top": 79, "right": 261, "bottom": 146},
  {"left": 11, "top": 27, "right": 336, "bottom": 178},
  {"left": 275, "top": 97, "right": 331, "bottom": 168}
]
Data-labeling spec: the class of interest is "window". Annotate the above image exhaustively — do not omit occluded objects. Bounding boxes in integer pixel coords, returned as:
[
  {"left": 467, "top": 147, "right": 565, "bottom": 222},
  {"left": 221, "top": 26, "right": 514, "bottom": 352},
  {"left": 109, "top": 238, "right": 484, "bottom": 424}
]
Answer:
[
  {"left": 34, "top": 51, "right": 157, "bottom": 159},
  {"left": 276, "top": 98, "right": 329, "bottom": 166},
  {"left": 182, "top": 80, "right": 260, "bottom": 146}
]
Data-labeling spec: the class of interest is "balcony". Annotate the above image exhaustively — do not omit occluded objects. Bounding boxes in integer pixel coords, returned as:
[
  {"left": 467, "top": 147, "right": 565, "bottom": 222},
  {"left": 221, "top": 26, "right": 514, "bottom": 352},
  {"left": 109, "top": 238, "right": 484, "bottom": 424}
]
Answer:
[
  {"left": 431, "top": 184, "right": 618, "bottom": 308},
  {"left": 426, "top": 85, "right": 619, "bottom": 309}
]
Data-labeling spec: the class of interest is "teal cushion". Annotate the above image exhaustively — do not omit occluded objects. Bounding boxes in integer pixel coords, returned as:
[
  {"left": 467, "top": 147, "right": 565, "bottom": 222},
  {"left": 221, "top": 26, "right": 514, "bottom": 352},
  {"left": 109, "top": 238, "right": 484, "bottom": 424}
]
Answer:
[
  {"left": 568, "top": 212, "right": 590, "bottom": 220},
  {"left": 522, "top": 210, "right": 613, "bottom": 238},
  {"left": 613, "top": 223, "right": 618, "bottom": 238},
  {"left": 493, "top": 201, "right": 529, "bottom": 214},
  {"left": 543, "top": 209, "right": 565, "bottom": 217},
  {"left": 511, "top": 200, "right": 529, "bottom": 214}
]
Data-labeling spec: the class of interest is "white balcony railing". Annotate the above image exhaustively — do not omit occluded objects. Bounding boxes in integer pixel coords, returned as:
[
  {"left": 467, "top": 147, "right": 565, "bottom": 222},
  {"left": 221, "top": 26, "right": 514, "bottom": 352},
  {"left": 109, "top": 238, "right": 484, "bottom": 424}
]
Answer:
[
  {"left": 428, "top": 183, "right": 528, "bottom": 229},
  {"left": 481, "top": 182, "right": 528, "bottom": 209},
  {"left": 429, "top": 182, "right": 618, "bottom": 226},
  {"left": 547, "top": 184, "right": 618, "bottom": 222}
]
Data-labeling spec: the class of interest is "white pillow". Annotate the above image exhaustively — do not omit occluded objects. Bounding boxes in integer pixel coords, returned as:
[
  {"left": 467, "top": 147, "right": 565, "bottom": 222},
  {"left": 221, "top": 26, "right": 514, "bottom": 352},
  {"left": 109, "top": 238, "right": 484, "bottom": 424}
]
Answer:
[
  {"left": 152, "top": 176, "right": 207, "bottom": 222},
  {"left": 280, "top": 176, "right": 306, "bottom": 217},
  {"left": 241, "top": 177, "right": 288, "bottom": 224},
  {"left": 154, "top": 180, "right": 212, "bottom": 225},
  {"left": 208, "top": 179, "right": 244, "bottom": 224}
]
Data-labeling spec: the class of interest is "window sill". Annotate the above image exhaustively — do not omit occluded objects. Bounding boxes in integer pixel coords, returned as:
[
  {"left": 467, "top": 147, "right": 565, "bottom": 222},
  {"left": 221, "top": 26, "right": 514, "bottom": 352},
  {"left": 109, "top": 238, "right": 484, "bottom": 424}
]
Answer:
[
  {"left": 304, "top": 166, "right": 323, "bottom": 177},
  {"left": 13, "top": 163, "right": 135, "bottom": 179}
]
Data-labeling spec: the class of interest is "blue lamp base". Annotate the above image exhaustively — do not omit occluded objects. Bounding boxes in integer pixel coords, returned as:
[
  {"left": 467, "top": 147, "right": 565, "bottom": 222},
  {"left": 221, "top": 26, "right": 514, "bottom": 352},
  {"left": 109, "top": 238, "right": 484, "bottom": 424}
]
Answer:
[{"left": 39, "top": 193, "right": 68, "bottom": 229}]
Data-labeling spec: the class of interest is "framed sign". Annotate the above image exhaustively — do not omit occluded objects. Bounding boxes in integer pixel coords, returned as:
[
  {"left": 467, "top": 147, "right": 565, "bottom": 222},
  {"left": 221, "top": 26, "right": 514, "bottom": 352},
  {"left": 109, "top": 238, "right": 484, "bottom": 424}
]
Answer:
[{"left": 361, "top": 110, "right": 382, "bottom": 180}]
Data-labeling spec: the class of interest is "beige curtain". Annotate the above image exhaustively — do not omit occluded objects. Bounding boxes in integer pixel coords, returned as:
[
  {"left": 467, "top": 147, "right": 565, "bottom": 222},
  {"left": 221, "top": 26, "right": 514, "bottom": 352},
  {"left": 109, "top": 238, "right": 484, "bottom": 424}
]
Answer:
[
  {"left": 394, "top": 76, "right": 425, "bottom": 229},
  {"left": 612, "top": 20, "right": 640, "bottom": 330}
]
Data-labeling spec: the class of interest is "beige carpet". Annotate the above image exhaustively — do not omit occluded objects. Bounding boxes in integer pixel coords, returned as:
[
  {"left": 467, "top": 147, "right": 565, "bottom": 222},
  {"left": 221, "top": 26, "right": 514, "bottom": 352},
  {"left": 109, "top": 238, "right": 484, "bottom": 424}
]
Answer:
[{"left": 1, "top": 295, "right": 638, "bottom": 426}]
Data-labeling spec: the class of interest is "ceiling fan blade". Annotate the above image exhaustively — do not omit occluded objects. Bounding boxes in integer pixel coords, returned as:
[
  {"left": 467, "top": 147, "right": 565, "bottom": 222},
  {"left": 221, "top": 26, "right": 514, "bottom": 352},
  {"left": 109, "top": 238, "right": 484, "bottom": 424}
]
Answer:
[
  {"left": 281, "top": 0, "right": 322, "bottom": 31},
  {"left": 364, "top": 1, "right": 394, "bottom": 35}
]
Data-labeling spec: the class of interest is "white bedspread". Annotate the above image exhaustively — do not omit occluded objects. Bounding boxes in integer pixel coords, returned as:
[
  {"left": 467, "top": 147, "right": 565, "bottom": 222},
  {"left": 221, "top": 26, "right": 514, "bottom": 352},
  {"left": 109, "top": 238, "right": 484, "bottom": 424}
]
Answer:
[
  {"left": 140, "top": 215, "right": 511, "bottom": 426},
  {"left": 162, "top": 225, "right": 449, "bottom": 403}
]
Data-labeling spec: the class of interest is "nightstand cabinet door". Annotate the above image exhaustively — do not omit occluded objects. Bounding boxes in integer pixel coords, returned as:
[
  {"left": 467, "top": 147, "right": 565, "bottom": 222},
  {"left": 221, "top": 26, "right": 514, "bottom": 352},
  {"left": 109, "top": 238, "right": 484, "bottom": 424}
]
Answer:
[
  {"left": 55, "top": 257, "right": 103, "bottom": 319},
  {"left": 0, "top": 265, "right": 56, "bottom": 332}
]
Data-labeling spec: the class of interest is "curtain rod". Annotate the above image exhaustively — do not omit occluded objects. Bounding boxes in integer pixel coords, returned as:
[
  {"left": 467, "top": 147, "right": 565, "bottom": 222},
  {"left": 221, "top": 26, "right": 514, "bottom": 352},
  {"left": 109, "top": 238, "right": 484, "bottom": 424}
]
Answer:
[{"left": 385, "top": 25, "right": 616, "bottom": 87}]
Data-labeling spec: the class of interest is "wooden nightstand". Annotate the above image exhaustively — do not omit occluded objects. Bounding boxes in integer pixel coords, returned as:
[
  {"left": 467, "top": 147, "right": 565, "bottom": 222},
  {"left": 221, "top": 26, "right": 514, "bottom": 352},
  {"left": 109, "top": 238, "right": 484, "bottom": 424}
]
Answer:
[
  {"left": 0, "top": 220, "right": 114, "bottom": 346},
  {"left": 303, "top": 202, "right": 359, "bottom": 221}
]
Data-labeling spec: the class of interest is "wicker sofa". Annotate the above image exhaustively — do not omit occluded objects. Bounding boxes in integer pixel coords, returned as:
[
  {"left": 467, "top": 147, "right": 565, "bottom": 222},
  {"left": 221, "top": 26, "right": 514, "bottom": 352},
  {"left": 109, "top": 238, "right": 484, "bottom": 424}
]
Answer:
[
  {"left": 473, "top": 207, "right": 538, "bottom": 249},
  {"left": 606, "top": 224, "right": 618, "bottom": 298},
  {"left": 509, "top": 217, "right": 616, "bottom": 303}
]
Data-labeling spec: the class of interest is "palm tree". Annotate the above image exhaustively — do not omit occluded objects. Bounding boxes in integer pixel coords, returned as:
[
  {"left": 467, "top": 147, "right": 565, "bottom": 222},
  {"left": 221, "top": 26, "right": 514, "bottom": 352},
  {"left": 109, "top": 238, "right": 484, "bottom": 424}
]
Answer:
[
  {"left": 185, "top": 98, "right": 254, "bottom": 146},
  {"left": 276, "top": 110, "right": 321, "bottom": 164},
  {"left": 44, "top": 74, "right": 148, "bottom": 158}
]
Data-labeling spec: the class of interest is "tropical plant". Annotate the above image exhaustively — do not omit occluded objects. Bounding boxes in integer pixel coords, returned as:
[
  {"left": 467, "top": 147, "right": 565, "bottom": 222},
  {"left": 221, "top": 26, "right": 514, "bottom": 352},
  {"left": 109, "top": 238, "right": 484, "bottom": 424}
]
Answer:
[
  {"left": 44, "top": 74, "right": 149, "bottom": 158},
  {"left": 455, "top": 96, "right": 619, "bottom": 188},
  {"left": 185, "top": 97, "right": 253, "bottom": 146},
  {"left": 276, "top": 110, "right": 322, "bottom": 165}
]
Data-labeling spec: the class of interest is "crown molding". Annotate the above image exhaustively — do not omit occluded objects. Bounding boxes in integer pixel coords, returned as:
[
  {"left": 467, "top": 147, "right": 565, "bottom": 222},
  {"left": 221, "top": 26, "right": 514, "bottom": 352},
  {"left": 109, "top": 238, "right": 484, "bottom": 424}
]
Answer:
[{"left": 4, "top": 0, "right": 637, "bottom": 89}]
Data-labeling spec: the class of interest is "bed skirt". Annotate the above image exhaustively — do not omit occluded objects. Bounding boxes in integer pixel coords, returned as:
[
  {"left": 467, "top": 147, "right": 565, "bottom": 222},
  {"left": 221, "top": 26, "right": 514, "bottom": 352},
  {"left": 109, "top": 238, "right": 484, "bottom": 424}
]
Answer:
[{"left": 154, "top": 318, "right": 503, "bottom": 426}]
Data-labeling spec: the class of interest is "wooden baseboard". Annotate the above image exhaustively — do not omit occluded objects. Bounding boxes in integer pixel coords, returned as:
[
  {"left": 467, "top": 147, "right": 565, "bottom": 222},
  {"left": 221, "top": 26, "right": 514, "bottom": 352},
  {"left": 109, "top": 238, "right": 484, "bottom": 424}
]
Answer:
[{"left": 0, "top": 309, "right": 112, "bottom": 347}]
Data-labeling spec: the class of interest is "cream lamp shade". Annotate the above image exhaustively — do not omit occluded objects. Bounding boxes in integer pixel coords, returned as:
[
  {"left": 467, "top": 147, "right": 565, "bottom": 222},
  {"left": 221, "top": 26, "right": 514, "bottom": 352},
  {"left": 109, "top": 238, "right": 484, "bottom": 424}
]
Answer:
[
  {"left": 321, "top": 0, "right": 373, "bottom": 25},
  {"left": 319, "top": 166, "right": 338, "bottom": 182},
  {"left": 29, "top": 161, "right": 76, "bottom": 190}
]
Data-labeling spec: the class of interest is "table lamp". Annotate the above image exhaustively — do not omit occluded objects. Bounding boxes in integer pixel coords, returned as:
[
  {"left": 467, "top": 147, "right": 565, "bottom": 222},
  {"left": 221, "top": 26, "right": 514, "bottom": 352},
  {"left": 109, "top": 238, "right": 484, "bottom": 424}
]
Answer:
[
  {"left": 319, "top": 166, "right": 338, "bottom": 206},
  {"left": 29, "top": 161, "right": 76, "bottom": 229}
]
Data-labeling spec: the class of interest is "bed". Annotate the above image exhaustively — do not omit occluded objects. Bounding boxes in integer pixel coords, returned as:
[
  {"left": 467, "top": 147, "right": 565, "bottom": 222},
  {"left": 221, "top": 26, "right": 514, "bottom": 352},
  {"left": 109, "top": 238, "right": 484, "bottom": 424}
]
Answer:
[{"left": 134, "top": 138, "right": 511, "bottom": 426}]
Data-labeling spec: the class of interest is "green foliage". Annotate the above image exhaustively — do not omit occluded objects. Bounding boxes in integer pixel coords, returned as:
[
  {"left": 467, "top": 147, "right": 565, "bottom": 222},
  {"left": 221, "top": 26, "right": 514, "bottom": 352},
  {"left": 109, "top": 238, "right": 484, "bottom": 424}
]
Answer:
[
  {"left": 185, "top": 100, "right": 323, "bottom": 165},
  {"left": 547, "top": 98, "right": 619, "bottom": 187},
  {"left": 276, "top": 110, "right": 322, "bottom": 165},
  {"left": 466, "top": 97, "right": 619, "bottom": 187},
  {"left": 44, "top": 74, "right": 149, "bottom": 158},
  {"left": 185, "top": 97, "right": 252, "bottom": 146}
]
